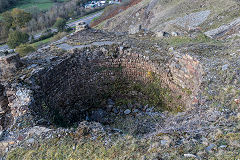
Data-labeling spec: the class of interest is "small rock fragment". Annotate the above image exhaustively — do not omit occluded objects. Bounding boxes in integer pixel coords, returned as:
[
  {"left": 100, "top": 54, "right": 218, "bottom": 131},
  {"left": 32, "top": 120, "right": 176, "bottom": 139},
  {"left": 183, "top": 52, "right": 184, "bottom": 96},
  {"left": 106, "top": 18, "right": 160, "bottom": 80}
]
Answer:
[
  {"left": 90, "top": 109, "right": 107, "bottom": 122},
  {"left": 171, "top": 32, "right": 178, "bottom": 36},
  {"left": 219, "top": 145, "right": 227, "bottom": 149},
  {"left": 26, "top": 138, "right": 35, "bottom": 144},
  {"left": 113, "top": 108, "right": 119, "bottom": 114},
  {"left": 124, "top": 109, "right": 131, "bottom": 115},
  {"left": 133, "top": 109, "right": 139, "bottom": 113},
  {"left": 222, "top": 64, "right": 229, "bottom": 71},
  {"left": 129, "top": 25, "right": 142, "bottom": 34},
  {"left": 184, "top": 154, "right": 197, "bottom": 158},
  {"left": 235, "top": 98, "right": 240, "bottom": 104},
  {"left": 107, "top": 99, "right": 115, "bottom": 105},
  {"left": 106, "top": 105, "right": 113, "bottom": 112},
  {"left": 205, "top": 143, "right": 216, "bottom": 152},
  {"left": 160, "top": 140, "right": 167, "bottom": 146}
]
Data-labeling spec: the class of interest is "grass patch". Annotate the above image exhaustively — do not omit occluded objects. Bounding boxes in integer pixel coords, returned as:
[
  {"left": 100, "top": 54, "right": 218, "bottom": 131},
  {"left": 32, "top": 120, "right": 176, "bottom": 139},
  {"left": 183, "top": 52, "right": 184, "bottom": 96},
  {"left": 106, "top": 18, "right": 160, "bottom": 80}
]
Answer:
[
  {"left": 96, "top": 69, "right": 184, "bottom": 113},
  {"left": 7, "top": 132, "right": 240, "bottom": 160},
  {"left": 50, "top": 32, "right": 67, "bottom": 42},
  {"left": 165, "top": 33, "right": 219, "bottom": 47},
  {"left": 31, "top": 37, "right": 52, "bottom": 48},
  {"left": 90, "top": 16, "right": 100, "bottom": 24},
  {"left": 6, "top": 135, "right": 151, "bottom": 160},
  {"left": 165, "top": 36, "right": 193, "bottom": 46},
  {"left": 7, "top": 0, "right": 67, "bottom": 11},
  {"left": 0, "top": 0, "right": 67, "bottom": 19},
  {"left": 15, "top": 44, "right": 36, "bottom": 57}
]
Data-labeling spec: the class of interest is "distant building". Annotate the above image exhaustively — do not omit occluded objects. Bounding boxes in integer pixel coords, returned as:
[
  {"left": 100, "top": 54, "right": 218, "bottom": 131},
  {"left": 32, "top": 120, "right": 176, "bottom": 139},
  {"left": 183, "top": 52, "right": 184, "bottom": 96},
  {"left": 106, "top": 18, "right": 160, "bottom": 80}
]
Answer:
[
  {"left": 84, "top": 0, "right": 121, "bottom": 9},
  {"left": 111, "top": 0, "right": 121, "bottom": 4}
]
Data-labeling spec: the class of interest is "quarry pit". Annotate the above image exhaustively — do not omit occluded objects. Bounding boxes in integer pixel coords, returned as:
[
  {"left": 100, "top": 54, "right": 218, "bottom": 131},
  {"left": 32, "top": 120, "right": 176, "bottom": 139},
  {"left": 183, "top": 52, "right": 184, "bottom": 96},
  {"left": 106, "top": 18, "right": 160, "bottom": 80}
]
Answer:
[{"left": 0, "top": 29, "right": 203, "bottom": 132}]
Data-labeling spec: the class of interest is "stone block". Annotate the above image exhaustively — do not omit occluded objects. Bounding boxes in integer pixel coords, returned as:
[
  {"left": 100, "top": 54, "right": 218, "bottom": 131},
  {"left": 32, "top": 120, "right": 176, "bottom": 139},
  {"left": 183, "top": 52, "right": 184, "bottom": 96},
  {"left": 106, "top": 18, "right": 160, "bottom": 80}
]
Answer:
[
  {"left": 75, "top": 21, "right": 89, "bottom": 32},
  {"left": 0, "top": 53, "right": 22, "bottom": 79},
  {"left": 128, "top": 25, "right": 142, "bottom": 35}
]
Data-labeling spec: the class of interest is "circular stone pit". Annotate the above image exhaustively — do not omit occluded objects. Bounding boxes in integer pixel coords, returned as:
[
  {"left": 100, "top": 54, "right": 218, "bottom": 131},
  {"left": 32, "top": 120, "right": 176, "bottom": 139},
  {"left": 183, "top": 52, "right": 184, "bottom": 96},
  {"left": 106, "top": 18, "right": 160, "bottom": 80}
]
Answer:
[
  {"left": 0, "top": 30, "right": 203, "bottom": 135},
  {"left": 29, "top": 43, "right": 202, "bottom": 129}
]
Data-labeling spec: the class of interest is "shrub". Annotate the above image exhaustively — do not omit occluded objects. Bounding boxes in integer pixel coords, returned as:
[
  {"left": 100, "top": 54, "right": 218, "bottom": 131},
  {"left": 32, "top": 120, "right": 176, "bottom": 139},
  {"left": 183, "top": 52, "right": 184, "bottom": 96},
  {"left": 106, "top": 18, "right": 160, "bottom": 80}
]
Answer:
[
  {"left": 7, "top": 30, "right": 29, "bottom": 49},
  {"left": 38, "top": 29, "right": 55, "bottom": 41},
  {"left": 51, "top": 32, "right": 67, "bottom": 42},
  {"left": 165, "top": 36, "right": 192, "bottom": 46},
  {"left": 64, "top": 26, "right": 73, "bottom": 33},
  {"left": 15, "top": 44, "right": 36, "bottom": 57},
  {"left": 195, "top": 33, "right": 212, "bottom": 43},
  {"left": 165, "top": 33, "right": 217, "bottom": 46},
  {"left": 54, "top": 17, "right": 67, "bottom": 32}
]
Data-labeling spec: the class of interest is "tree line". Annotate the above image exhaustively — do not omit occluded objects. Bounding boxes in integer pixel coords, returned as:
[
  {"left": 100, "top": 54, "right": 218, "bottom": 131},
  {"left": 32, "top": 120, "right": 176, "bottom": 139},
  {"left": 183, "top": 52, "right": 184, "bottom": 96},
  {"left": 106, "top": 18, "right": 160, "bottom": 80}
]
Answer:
[
  {"left": 0, "top": 0, "right": 20, "bottom": 12},
  {"left": 0, "top": 0, "right": 90, "bottom": 44},
  {"left": 26, "top": 0, "right": 89, "bottom": 33}
]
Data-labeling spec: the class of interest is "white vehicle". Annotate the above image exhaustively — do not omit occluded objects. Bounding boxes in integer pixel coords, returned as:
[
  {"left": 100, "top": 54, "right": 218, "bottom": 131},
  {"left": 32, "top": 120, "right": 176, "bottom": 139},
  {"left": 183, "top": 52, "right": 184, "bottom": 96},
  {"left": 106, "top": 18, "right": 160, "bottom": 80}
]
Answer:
[{"left": 100, "top": 0, "right": 106, "bottom": 4}]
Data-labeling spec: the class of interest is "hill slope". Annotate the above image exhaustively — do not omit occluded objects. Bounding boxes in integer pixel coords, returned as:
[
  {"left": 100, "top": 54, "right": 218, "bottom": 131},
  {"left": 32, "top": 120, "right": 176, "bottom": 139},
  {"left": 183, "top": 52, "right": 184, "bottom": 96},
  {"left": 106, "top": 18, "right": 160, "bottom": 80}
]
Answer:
[{"left": 97, "top": 0, "right": 240, "bottom": 37}]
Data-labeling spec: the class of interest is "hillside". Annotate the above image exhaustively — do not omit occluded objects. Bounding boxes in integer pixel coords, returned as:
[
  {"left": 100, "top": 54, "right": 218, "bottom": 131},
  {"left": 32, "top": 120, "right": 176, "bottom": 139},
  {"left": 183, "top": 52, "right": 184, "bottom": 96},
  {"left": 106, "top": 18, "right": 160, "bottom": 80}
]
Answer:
[
  {"left": 97, "top": 0, "right": 240, "bottom": 38},
  {"left": 0, "top": 0, "right": 69, "bottom": 13},
  {"left": 0, "top": 0, "right": 239, "bottom": 160}
]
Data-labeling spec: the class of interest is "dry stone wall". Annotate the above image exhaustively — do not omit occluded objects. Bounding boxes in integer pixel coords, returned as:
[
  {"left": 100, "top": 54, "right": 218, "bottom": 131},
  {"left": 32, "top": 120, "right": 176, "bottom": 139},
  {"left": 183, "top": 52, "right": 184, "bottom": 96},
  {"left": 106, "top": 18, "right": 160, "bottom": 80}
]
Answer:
[
  {"left": 0, "top": 84, "right": 10, "bottom": 130},
  {"left": 0, "top": 31, "right": 204, "bottom": 129},
  {"left": 29, "top": 44, "right": 203, "bottom": 125}
]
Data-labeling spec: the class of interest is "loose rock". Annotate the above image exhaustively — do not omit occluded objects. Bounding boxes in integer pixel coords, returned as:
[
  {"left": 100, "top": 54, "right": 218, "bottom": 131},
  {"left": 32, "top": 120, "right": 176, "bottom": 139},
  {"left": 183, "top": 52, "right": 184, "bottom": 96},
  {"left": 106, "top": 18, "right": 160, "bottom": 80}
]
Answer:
[{"left": 124, "top": 109, "right": 131, "bottom": 115}]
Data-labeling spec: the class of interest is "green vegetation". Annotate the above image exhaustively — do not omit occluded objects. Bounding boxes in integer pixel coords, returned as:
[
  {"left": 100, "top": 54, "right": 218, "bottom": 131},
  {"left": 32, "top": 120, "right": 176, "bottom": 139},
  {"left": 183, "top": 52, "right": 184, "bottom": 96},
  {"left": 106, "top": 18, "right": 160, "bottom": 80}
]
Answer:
[
  {"left": 1, "top": 0, "right": 68, "bottom": 12},
  {"left": 107, "top": 77, "right": 182, "bottom": 113},
  {"left": 6, "top": 135, "right": 151, "bottom": 160},
  {"left": 15, "top": 44, "right": 36, "bottom": 57},
  {"left": 7, "top": 30, "right": 29, "bottom": 48},
  {"left": 94, "top": 67, "right": 183, "bottom": 113},
  {"left": 90, "top": 15, "right": 100, "bottom": 24},
  {"left": 0, "top": 0, "right": 20, "bottom": 13},
  {"left": 0, "top": 0, "right": 89, "bottom": 42},
  {"left": 51, "top": 32, "right": 67, "bottom": 41},
  {"left": 1, "top": 8, "right": 32, "bottom": 48},
  {"left": 31, "top": 37, "right": 52, "bottom": 48},
  {"left": 31, "top": 31, "right": 71, "bottom": 48},
  {"left": 54, "top": 17, "right": 67, "bottom": 32},
  {"left": 165, "top": 33, "right": 217, "bottom": 47},
  {"left": 6, "top": 131, "right": 240, "bottom": 160},
  {"left": 1, "top": 8, "right": 31, "bottom": 29},
  {"left": 11, "top": 8, "right": 32, "bottom": 28}
]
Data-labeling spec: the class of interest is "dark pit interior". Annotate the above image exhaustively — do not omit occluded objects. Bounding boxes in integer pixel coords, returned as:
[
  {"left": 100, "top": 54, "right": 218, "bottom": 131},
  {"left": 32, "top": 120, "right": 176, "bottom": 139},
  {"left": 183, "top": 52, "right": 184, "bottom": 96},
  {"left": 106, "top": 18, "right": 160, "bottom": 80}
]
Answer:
[{"left": 33, "top": 47, "right": 186, "bottom": 133}]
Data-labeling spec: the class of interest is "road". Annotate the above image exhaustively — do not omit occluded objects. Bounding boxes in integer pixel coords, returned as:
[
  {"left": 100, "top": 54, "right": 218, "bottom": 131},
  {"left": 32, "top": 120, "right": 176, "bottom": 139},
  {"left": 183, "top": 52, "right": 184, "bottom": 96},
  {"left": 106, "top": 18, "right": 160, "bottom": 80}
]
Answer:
[
  {"left": 67, "top": 11, "right": 103, "bottom": 28},
  {"left": 0, "top": 11, "right": 103, "bottom": 51}
]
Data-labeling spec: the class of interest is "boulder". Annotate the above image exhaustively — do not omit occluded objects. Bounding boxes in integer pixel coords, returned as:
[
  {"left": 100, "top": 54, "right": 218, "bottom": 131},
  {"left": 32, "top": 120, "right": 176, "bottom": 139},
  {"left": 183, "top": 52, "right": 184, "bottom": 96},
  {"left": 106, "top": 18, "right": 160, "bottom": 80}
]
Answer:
[
  {"left": 90, "top": 109, "right": 108, "bottom": 123},
  {"left": 75, "top": 21, "right": 89, "bottom": 32},
  {"left": 155, "top": 31, "right": 171, "bottom": 38},
  {"left": 171, "top": 31, "right": 179, "bottom": 36},
  {"left": 0, "top": 53, "right": 22, "bottom": 79},
  {"left": 204, "top": 17, "right": 240, "bottom": 39},
  {"left": 129, "top": 25, "right": 142, "bottom": 34}
]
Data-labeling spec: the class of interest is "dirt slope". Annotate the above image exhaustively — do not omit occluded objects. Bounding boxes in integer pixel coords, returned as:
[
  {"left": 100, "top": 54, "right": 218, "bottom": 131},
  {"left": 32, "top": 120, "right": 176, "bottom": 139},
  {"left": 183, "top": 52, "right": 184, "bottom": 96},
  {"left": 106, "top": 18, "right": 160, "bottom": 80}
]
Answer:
[{"left": 97, "top": 0, "right": 240, "bottom": 36}]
